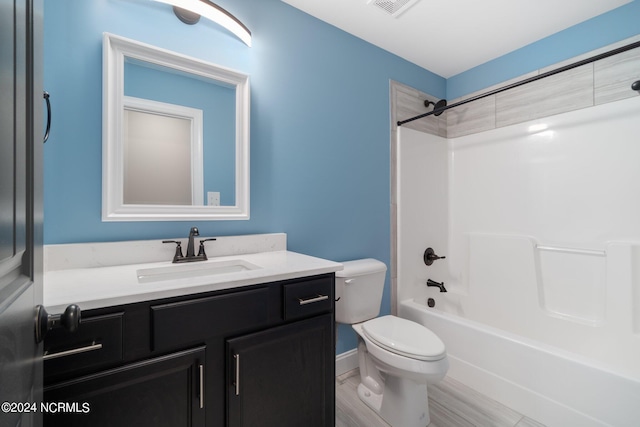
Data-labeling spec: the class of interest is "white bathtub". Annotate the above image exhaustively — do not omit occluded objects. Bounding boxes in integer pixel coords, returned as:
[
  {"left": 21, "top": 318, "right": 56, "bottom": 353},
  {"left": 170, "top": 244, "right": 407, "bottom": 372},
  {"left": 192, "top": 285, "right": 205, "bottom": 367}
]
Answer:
[
  {"left": 396, "top": 99, "right": 640, "bottom": 427},
  {"left": 399, "top": 297, "right": 640, "bottom": 427}
]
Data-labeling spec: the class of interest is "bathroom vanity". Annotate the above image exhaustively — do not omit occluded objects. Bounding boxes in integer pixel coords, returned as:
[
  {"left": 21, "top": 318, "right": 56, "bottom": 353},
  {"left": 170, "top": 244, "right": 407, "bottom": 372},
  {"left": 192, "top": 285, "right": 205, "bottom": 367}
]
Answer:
[{"left": 42, "top": 234, "right": 341, "bottom": 427}]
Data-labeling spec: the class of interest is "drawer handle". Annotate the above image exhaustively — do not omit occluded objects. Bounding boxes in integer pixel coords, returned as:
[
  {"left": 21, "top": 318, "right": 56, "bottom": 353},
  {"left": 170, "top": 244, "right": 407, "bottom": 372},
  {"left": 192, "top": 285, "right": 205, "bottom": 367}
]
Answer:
[
  {"left": 298, "top": 294, "right": 329, "bottom": 306},
  {"left": 234, "top": 354, "right": 240, "bottom": 396},
  {"left": 199, "top": 364, "right": 205, "bottom": 409},
  {"left": 43, "top": 342, "right": 103, "bottom": 361}
]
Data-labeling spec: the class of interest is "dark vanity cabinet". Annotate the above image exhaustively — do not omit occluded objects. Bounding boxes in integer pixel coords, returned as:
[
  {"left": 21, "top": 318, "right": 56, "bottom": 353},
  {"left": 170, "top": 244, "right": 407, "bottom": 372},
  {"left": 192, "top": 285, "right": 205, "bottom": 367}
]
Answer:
[
  {"left": 44, "top": 346, "right": 206, "bottom": 427},
  {"left": 43, "top": 274, "right": 335, "bottom": 427}
]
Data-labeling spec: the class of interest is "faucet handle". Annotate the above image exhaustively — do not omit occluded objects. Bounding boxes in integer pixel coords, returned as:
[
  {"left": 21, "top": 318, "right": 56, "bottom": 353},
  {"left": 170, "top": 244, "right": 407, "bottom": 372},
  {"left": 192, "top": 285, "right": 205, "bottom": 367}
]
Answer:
[
  {"left": 197, "top": 238, "right": 217, "bottom": 258},
  {"left": 163, "top": 240, "right": 184, "bottom": 262},
  {"left": 424, "top": 247, "right": 446, "bottom": 266}
]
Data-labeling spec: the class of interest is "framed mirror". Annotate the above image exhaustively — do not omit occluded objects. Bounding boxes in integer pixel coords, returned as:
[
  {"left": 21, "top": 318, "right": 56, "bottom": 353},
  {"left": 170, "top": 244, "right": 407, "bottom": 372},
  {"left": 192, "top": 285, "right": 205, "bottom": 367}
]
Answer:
[{"left": 102, "top": 33, "right": 249, "bottom": 221}]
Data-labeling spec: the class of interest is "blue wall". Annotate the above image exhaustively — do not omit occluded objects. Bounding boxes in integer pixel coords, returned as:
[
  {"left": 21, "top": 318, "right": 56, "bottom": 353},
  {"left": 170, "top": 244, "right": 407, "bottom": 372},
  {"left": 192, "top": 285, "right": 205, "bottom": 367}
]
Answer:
[
  {"left": 44, "top": 0, "right": 639, "bottom": 355},
  {"left": 43, "top": 0, "right": 444, "bottom": 354},
  {"left": 447, "top": 0, "right": 640, "bottom": 99}
]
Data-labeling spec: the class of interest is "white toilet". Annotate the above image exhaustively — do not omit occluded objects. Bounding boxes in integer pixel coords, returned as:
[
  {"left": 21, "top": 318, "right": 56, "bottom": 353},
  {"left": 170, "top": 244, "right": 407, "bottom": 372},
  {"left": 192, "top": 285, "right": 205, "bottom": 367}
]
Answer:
[{"left": 335, "top": 259, "right": 449, "bottom": 427}]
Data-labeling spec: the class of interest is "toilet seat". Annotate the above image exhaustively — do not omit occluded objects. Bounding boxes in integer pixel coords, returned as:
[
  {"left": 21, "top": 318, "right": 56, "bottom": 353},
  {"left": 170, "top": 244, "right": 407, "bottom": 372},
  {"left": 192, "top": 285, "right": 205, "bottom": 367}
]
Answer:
[{"left": 362, "top": 315, "right": 445, "bottom": 361}]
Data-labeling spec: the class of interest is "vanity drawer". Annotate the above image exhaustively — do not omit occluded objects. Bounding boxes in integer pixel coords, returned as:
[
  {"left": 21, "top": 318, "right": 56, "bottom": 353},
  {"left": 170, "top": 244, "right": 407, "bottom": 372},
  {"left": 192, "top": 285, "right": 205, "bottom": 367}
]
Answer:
[
  {"left": 44, "top": 312, "right": 124, "bottom": 381},
  {"left": 151, "top": 287, "right": 269, "bottom": 351},
  {"left": 283, "top": 276, "right": 333, "bottom": 320}
]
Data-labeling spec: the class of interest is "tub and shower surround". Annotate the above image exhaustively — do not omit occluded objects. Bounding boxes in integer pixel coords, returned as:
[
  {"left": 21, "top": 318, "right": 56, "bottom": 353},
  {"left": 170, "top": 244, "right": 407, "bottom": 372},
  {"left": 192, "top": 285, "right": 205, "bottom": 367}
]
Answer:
[{"left": 395, "top": 37, "right": 640, "bottom": 427}]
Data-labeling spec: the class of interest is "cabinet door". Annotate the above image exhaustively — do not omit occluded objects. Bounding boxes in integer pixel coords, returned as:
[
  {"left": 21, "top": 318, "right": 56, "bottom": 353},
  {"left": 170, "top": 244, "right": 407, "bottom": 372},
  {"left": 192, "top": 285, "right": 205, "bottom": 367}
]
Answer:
[
  {"left": 44, "top": 346, "right": 206, "bottom": 427},
  {"left": 227, "top": 314, "right": 334, "bottom": 427}
]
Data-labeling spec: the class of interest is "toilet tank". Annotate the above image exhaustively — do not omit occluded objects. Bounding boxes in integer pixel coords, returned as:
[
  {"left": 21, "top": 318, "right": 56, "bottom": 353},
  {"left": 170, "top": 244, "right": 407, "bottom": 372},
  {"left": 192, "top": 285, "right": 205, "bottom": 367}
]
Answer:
[{"left": 335, "top": 259, "right": 387, "bottom": 324}]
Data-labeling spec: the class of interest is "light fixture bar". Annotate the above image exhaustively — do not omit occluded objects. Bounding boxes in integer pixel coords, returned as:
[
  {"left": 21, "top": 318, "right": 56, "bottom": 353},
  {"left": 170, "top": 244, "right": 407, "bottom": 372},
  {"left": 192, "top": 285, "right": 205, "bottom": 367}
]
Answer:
[{"left": 153, "top": 0, "right": 252, "bottom": 47}]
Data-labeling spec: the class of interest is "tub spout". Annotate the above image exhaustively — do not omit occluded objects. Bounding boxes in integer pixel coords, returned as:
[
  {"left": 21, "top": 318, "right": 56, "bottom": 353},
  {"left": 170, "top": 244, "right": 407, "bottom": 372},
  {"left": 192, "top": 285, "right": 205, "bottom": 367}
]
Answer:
[{"left": 427, "top": 279, "right": 447, "bottom": 292}]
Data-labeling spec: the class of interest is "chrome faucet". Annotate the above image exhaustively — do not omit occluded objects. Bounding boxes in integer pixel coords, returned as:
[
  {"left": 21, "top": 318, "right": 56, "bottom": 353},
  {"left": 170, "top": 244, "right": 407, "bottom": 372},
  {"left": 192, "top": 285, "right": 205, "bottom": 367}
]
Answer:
[
  {"left": 427, "top": 279, "right": 447, "bottom": 292},
  {"left": 163, "top": 227, "right": 217, "bottom": 263}
]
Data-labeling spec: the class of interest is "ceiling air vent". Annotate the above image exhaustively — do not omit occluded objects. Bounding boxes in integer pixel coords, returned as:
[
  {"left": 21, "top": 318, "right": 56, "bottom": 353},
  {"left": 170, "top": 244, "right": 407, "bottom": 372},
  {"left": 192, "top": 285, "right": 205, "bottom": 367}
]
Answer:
[{"left": 367, "top": 0, "right": 421, "bottom": 18}]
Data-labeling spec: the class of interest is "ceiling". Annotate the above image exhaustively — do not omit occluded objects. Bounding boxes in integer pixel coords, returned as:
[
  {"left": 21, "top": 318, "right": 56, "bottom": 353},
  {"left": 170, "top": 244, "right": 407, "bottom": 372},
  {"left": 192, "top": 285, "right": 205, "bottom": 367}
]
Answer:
[{"left": 281, "top": 0, "right": 631, "bottom": 78}]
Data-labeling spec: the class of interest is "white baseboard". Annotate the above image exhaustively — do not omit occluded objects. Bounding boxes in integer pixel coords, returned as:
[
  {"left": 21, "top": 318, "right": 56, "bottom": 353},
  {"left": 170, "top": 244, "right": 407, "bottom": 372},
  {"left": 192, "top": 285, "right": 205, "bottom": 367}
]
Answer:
[{"left": 335, "top": 349, "right": 359, "bottom": 377}]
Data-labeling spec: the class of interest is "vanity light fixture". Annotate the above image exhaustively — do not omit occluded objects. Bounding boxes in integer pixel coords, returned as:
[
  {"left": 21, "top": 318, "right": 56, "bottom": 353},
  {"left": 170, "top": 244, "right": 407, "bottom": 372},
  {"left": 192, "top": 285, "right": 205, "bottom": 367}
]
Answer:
[{"left": 152, "top": 0, "right": 252, "bottom": 47}]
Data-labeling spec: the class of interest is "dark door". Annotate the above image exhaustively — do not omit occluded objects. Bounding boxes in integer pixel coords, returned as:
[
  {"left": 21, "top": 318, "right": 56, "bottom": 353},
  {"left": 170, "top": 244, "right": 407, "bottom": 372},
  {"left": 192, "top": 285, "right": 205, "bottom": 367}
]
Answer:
[
  {"left": 0, "top": 0, "right": 44, "bottom": 426},
  {"left": 226, "top": 314, "right": 335, "bottom": 427}
]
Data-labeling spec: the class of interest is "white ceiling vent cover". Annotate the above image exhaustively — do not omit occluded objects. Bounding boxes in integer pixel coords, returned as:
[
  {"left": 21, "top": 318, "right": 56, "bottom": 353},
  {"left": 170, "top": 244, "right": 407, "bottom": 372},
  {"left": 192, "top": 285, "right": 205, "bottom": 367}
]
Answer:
[{"left": 367, "top": 0, "right": 421, "bottom": 18}]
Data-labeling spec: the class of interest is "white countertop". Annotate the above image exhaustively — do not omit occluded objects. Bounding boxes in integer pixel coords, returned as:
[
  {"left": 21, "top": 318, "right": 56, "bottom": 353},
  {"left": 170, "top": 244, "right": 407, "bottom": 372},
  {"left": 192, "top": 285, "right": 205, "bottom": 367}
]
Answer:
[{"left": 44, "top": 234, "right": 343, "bottom": 313}]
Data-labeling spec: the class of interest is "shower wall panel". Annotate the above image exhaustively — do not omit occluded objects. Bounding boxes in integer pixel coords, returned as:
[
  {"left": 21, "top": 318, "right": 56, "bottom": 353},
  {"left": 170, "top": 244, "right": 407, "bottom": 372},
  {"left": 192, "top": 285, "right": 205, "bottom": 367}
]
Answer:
[
  {"left": 446, "top": 35, "right": 640, "bottom": 138},
  {"left": 398, "top": 94, "right": 640, "bottom": 378}
]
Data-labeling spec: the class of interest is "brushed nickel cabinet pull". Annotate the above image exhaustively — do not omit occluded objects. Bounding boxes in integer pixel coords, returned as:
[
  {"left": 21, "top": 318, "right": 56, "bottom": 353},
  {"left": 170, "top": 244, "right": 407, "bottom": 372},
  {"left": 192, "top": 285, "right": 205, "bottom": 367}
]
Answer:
[
  {"left": 199, "top": 364, "right": 205, "bottom": 409},
  {"left": 298, "top": 294, "right": 329, "bottom": 305},
  {"left": 234, "top": 354, "right": 240, "bottom": 396},
  {"left": 43, "top": 342, "right": 102, "bottom": 361}
]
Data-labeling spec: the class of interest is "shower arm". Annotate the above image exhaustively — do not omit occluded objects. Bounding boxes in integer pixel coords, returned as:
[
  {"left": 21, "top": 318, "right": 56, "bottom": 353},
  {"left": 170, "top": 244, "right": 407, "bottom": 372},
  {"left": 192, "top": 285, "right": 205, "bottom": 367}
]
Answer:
[{"left": 398, "top": 40, "right": 640, "bottom": 127}]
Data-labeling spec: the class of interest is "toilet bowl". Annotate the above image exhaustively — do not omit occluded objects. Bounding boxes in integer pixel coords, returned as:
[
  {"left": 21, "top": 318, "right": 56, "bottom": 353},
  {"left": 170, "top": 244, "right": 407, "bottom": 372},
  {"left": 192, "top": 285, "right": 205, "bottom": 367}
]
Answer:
[
  {"left": 335, "top": 259, "right": 449, "bottom": 427},
  {"left": 353, "top": 316, "right": 448, "bottom": 427}
]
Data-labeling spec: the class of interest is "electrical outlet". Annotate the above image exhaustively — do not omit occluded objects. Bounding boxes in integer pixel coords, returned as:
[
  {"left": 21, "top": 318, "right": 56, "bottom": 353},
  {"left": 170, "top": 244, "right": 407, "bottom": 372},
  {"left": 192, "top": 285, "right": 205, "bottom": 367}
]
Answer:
[{"left": 207, "top": 192, "right": 220, "bottom": 206}]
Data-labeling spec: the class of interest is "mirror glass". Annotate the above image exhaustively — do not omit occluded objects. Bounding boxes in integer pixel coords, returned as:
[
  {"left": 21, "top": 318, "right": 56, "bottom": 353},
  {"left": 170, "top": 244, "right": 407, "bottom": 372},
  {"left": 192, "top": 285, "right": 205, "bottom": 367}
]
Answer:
[
  {"left": 103, "top": 33, "right": 250, "bottom": 221},
  {"left": 123, "top": 107, "right": 196, "bottom": 205}
]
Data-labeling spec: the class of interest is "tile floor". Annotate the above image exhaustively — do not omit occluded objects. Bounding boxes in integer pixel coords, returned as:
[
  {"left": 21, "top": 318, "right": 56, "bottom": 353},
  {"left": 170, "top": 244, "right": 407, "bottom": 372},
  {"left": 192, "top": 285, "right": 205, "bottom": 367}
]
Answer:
[{"left": 336, "top": 370, "right": 546, "bottom": 427}]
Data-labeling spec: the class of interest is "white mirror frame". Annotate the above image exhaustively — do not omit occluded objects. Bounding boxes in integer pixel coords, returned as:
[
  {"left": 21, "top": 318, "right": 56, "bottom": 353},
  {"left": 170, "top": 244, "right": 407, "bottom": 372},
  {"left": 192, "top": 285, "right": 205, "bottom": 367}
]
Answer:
[{"left": 102, "top": 33, "right": 250, "bottom": 221}]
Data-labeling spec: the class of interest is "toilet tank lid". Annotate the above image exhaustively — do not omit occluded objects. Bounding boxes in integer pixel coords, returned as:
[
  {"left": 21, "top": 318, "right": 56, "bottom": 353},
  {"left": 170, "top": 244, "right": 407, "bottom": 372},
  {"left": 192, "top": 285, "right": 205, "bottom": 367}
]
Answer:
[{"left": 335, "top": 259, "right": 387, "bottom": 278}]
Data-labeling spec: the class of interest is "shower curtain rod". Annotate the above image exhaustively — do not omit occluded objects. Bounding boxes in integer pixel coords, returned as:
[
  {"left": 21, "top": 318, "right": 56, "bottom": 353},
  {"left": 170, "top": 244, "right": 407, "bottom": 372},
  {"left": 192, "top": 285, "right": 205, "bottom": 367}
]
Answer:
[{"left": 397, "top": 40, "right": 640, "bottom": 127}]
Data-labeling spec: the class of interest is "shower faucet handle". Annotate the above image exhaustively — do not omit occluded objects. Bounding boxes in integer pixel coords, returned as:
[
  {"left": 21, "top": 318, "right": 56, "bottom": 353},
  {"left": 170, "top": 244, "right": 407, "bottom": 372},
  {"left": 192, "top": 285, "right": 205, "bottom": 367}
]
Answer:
[{"left": 424, "top": 247, "right": 446, "bottom": 266}]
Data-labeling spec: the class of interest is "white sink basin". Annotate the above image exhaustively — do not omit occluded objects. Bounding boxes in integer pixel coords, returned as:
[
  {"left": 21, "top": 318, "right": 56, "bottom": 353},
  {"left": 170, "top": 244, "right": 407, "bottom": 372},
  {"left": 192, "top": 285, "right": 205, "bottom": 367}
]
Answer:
[{"left": 137, "top": 259, "right": 261, "bottom": 283}]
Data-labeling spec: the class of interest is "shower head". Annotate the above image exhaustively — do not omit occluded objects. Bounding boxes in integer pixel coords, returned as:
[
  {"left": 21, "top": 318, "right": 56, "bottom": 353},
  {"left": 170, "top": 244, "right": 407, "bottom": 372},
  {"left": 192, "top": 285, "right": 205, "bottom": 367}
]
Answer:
[{"left": 424, "top": 98, "right": 447, "bottom": 116}]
